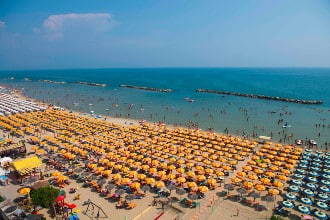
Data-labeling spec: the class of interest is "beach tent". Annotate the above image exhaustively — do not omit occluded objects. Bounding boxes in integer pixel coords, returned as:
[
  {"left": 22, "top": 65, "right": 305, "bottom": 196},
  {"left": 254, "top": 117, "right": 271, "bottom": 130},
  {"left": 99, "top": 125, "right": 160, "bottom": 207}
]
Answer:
[
  {"left": 0, "top": 157, "right": 13, "bottom": 166},
  {"left": 11, "top": 156, "right": 42, "bottom": 176}
]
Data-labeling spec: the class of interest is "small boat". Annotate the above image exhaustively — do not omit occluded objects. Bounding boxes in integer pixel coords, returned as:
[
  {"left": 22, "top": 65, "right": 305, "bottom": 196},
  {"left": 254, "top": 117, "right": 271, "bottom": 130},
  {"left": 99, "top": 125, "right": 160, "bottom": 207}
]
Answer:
[
  {"left": 189, "top": 99, "right": 194, "bottom": 103},
  {"left": 309, "top": 139, "right": 317, "bottom": 145},
  {"left": 184, "top": 97, "right": 190, "bottom": 100},
  {"left": 282, "top": 122, "right": 291, "bottom": 128},
  {"left": 295, "top": 139, "right": 302, "bottom": 145}
]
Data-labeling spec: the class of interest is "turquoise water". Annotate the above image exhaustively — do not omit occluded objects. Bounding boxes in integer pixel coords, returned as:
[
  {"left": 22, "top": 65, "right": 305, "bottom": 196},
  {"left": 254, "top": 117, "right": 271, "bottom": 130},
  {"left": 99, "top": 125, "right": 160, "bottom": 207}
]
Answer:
[{"left": 1, "top": 68, "right": 330, "bottom": 146}]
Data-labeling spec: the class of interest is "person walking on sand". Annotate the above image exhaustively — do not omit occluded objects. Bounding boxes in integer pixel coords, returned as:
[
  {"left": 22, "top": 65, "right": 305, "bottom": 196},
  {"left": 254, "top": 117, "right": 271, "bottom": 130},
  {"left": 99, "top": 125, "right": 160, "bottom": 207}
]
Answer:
[{"left": 236, "top": 208, "right": 239, "bottom": 216}]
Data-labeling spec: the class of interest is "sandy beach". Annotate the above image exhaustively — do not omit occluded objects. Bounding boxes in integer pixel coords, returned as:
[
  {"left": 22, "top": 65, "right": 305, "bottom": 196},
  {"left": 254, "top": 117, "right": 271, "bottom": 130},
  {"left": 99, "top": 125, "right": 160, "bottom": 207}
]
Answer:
[{"left": 0, "top": 90, "right": 329, "bottom": 220}]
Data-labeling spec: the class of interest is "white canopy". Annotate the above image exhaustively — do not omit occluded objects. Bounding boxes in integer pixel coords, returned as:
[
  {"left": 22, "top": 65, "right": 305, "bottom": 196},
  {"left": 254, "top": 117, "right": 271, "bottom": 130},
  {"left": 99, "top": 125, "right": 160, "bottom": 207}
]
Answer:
[{"left": 0, "top": 157, "right": 13, "bottom": 166}]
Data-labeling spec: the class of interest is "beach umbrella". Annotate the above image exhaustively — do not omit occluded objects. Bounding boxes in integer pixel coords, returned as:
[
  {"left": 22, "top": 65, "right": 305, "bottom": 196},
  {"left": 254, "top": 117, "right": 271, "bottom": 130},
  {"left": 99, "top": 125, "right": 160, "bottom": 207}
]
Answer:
[
  {"left": 297, "top": 205, "right": 310, "bottom": 214},
  {"left": 305, "top": 183, "right": 316, "bottom": 190},
  {"left": 176, "top": 188, "right": 186, "bottom": 196},
  {"left": 243, "top": 181, "right": 253, "bottom": 189},
  {"left": 299, "top": 197, "right": 312, "bottom": 205},
  {"left": 18, "top": 187, "right": 31, "bottom": 195},
  {"left": 125, "top": 194, "right": 136, "bottom": 202},
  {"left": 237, "top": 171, "right": 247, "bottom": 177},
  {"left": 155, "top": 181, "right": 165, "bottom": 188},
  {"left": 261, "top": 195, "right": 274, "bottom": 203},
  {"left": 249, "top": 191, "right": 260, "bottom": 200},
  {"left": 303, "top": 189, "right": 314, "bottom": 197},
  {"left": 265, "top": 172, "right": 275, "bottom": 178},
  {"left": 317, "top": 193, "right": 329, "bottom": 201},
  {"left": 320, "top": 179, "right": 330, "bottom": 187},
  {"left": 187, "top": 182, "right": 198, "bottom": 188},
  {"left": 198, "top": 186, "right": 209, "bottom": 193},
  {"left": 112, "top": 174, "right": 122, "bottom": 181},
  {"left": 166, "top": 184, "right": 176, "bottom": 192},
  {"left": 131, "top": 182, "right": 141, "bottom": 190},
  {"left": 318, "top": 186, "right": 330, "bottom": 193},
  {"left": 309, "top": 171, "right": 320, "bottom": 177},
  {"left": 97, "top": 179, "right": 106, "bottom": 186},
  {"left": 314, "top": 210, "right": 328, "bottom": 220},
  {"left": 243, "top": 165, "right": 252, "bottom": 171},
  {"left": 137, "top": 174, "right": 146, "bottom": 180},
  {"left": 296, "top": 169, "right": 306, "bottom": 174},
  {"left": 310, "top": 166, "right": 320, "bottom": 172},
  {"left": 188, "top": 193, "right": 198, "bottom": 201},
  {"left": 167, "top": 173, "right": 176, "bottom": 180},
  {"left": 260, "top": 178, "right": 271, "bottom": 184},
  {"left": 298, "top": 164, "right": 308, "bottom": 169},
  {"left": 207, "top": 178, "right": 217, "bottom": 186},
  {"left": 277, "top": 175, "right": 287, "bottom": 181},
  {"left": 322, "top": 174, "right": 330, "bottom": 180},
  {"left": 115, "top": 189, "right": 125, "bottom": 196},
  {"left": 281, "top": 200, "right": 294, "bottom": 208},
  {"left": 285, "top": 193, "right": 297, "bottom": 201},
  {"left": 105, "top": 183, "right": 116, "bottom": 191},
  {"left": 293, "top": 174, "right": 305, "bottom": 179},
  {"left": 268, "top": 189, "right": 279, "bottom": 195},
  {"left": 141, "top": 185, "right": 150, "bottom": 193},
  {"left": 315, "top": 201, "right": 329, "bottom": 211},
  {"left": 145, "top": 178, "right": 156, "bottom": 185},
  {"left": 273, "top": 181, "right": 284, "bottom": 188},
  {"left": 176, "top": 177, "right": 186, "bottom": 184},
  {"left": 288, "top": 185, "right": 300, "bottom": 193},
  {"left": 291, "top": 179, "right": 303, "bottom": 186},
  {"left": 323, "top": 169, "right": 330, "bottom": 174},
  {"left": 236, "top": 188, "right": 247, "bottom": 196},
  {"left": 224, "top": 184, "right": 234, "bottom": 192}
]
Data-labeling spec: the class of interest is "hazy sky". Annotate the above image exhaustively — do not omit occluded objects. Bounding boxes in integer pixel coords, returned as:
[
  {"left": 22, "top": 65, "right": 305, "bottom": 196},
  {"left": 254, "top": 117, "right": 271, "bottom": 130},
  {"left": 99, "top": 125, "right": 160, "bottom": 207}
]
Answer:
[{"left": 0, "top": 0, "right": 329, "bottom": 70}]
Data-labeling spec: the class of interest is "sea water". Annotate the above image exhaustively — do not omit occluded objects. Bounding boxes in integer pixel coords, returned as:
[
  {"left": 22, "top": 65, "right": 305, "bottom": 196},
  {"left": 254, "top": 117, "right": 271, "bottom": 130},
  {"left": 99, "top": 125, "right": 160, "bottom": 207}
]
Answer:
[{"left": 1, "top": 68, "right": 329, "bottom": 146}]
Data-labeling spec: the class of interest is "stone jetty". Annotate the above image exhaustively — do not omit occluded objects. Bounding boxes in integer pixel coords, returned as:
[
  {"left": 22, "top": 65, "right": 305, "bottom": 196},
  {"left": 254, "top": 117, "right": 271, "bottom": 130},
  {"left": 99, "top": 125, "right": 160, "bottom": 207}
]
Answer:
[
  {"left": 196, "top": 89, "right": 323, "bottom": 105},
  {"left": 75, "top": 81, "right": 107, "bottom": 87},
  {"left": 120, "top": 84, "right": 173, "bottom": 93}
]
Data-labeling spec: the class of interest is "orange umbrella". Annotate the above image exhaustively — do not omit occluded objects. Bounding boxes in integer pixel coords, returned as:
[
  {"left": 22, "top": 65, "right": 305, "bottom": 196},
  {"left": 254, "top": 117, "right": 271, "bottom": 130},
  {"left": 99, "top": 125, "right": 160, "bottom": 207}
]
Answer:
[
  {"left": 131, "top": 182, "right": 141, "bottom": 189},
  {"left": 177, "top": 167, "right": 185, "bottom": 174},
  {"left": 268, "top": 188, "right": 279, "bottom": 195},
  {"left": 52, "top": 171, "right": 62, "bottom": 177},
  {"left": 112, "top": 173, "right": 122, "bottom": 181},
  {"left": 231, "top": 177, "right": 242, "bottom": 183},
  {"left": 260, "top": 178, "right": 271, "bottom": 184},
  {"left": 243, "top": 181, "right": 254, "bottom": 189},
  {"left": 248, "top": 174, "right": 258, "bottom": 181},
  {"left": 254, "top": 169, "right": 263, "bottom": 174},
  {"left": 264, "top": 172, "right": 274, "bottom": 178},
  {"left": 255, "top": 184, "right": 266, "bottom": 192},
  {"left": 273, "top": 181, "right": 284, "bottom": 188},
  {"left": 243, "top": 165, "right": 253, "bottom": 171},
  {"left": 18, "top": 187, "right": 31, "bottom": 195},
  {"left": 277, "top": 175, "right": 287, "bottom": 181},
  {"left": 215, "top": 170, "right": 225, "bottom": 177},
  {"left": 167, "top": 173, "right": 176, "bottom": 180},
  {"left": 237, "top": 171, "right": 247, "bottom": 177},
  {"left": 186, "top": 171, "right": 196, "bottom": 178}
]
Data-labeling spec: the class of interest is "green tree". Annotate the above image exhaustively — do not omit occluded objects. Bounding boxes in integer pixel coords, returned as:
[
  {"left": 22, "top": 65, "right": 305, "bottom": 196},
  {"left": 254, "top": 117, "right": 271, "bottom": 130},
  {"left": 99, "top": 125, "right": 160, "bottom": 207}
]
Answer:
[
  {"left": 30, "top": 186, "right": 60, "bottom": 208},
  {"left": 270, "top": 215, "right": 284, "bottom": 220}
]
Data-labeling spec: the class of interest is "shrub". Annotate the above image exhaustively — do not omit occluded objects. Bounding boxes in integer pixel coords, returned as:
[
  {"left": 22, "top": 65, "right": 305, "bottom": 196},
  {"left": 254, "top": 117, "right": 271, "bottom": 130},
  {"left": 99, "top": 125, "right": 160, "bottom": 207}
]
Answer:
[{"left": 30, "top": 186, "right": 60, "bottom": 208}]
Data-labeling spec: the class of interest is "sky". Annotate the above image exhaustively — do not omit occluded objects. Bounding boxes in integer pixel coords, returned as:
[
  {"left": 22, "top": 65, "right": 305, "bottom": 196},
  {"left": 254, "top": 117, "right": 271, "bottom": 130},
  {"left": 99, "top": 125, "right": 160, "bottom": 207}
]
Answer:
[{"left": 0, "top": 0, "right": 329, "bottom": 70}]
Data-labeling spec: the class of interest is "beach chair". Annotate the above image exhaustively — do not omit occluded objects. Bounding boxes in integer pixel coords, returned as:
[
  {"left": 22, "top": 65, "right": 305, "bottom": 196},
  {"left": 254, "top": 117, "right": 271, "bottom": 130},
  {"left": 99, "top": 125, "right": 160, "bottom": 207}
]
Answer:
[
  {"left": 127, "top": 203, "right": 137, "bottom": 209},
  {"left": 73, "top": 194, "right": 80, "bottom": 200}
]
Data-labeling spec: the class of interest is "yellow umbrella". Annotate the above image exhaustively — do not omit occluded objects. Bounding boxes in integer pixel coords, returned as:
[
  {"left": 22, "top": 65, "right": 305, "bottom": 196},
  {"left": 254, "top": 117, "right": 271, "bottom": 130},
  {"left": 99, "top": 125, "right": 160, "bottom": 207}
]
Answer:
[
  {"left": 248, "top": 174, "right": 258, "bottom": 180},
  {"left": 231, "top": 177, "right": 242, "bottom": 183},
  {"left": 207, "top": 178, "right": 217, "bottom": 185},
  {"left": 186, "top": 171, "right": 196, "bottom": 178},
  {"left": 197, "top": 175, "right": 206, "bottom": 182},
  {"left": 277, "top": 175, "right": 287, "bottom": 181},
  {"left": 112, "top": 173, "right": 122, "bottom": 181},
  {"left": 177, "top": 167, "right": 185, "bottom": 174},
  {"left": 168, "top": 165, "right": 176, "bottom": 170},
  {"left": 215, "top": 170, "right": 225, "bottom": 177},
  {"left": 243, "top": 165, "right": 253, "bottom": 171},
  {"left": 18, "top": 187, "right": 31, "bottom": 195},
  {"left": 177, "top": 177, "right": 187, "bottom": 183},
  {"left": 145, "top": 178, "right": 155, "bottom": 184},
  {"left": 167, "top": 173, "right": 176, "bottom": 180},
  {"left": 137, "top": 174, "right": 147, "bottom": 180},
  {"left": 268, "top": 188, "right": 280, "bottom": 195},
  {"left": 57, "top": 176, "right": 68, "bottom": 182},
  {"left": 187, "top": 181, "right": 197, "bottom": 188},
  {"left": 103, "top": 170, "right": 112, "bottom": 177},
  {"left": 52, "top": 171, "right": 62, "bottom": 177},
  {"left": 131, "top": 182, "right": 141, "bottom": 189},
  {"left": 255, "top": 184, "right": 266, "bottom": 192},
  {"left": 121, "top": 178, "right": 132, "bottom": 185},
  {"left": 198, "top": 186, "right": 209, "bottom": 193},
  {"left": 155, "top": 181, "right": 165, "bottom": 188},
  {"left": 254, "top": 169, "right": 263, "bottom": 174}
]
